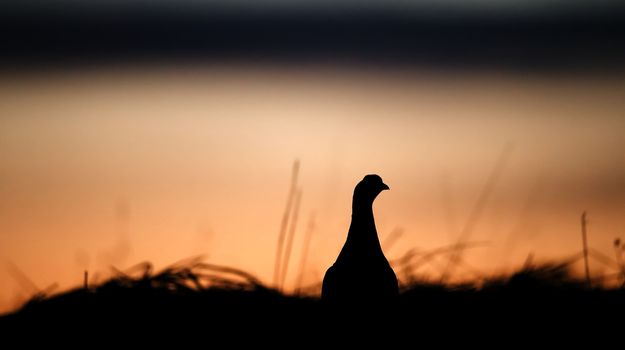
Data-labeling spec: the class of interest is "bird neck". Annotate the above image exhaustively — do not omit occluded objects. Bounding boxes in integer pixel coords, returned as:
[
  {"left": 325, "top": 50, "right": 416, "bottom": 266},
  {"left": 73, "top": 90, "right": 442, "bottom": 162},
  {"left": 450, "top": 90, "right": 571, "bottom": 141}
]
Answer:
[
  {"left": 339, "top": 202, "right": 384, "bottom": 261},
  {"left": 351, "top": 201, "right": 374, "bottom": 220}
]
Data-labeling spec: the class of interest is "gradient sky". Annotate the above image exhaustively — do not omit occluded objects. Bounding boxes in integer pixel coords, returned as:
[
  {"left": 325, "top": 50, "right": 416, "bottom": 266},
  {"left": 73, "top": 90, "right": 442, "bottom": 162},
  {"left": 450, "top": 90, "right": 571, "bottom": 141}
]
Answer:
[{"left": 1, "top": 65, "right": 624, "bottom": 314}]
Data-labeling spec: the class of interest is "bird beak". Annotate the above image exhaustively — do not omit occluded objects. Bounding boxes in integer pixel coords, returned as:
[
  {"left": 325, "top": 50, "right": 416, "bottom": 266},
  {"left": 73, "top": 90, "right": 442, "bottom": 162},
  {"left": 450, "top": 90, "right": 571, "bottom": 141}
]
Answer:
[{"left": 381, "top": 183, "right": 390, "bottom": 191}]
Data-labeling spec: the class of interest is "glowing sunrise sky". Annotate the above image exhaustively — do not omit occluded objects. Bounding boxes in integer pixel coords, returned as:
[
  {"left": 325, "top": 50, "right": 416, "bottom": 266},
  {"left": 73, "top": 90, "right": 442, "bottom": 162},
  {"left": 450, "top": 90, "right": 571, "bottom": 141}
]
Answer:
[{"left": 1, "top": 66, "right": 624, "bottom": 314}]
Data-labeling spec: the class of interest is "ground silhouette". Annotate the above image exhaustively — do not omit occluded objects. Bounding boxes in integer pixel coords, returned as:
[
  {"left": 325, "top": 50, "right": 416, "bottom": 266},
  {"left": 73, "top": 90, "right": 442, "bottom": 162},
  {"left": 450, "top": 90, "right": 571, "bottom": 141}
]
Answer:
[
  {"left": 322, "top": 174, "right": 399, "bottom": 303},
  {"left": 2, "top": 258, "right": 623, "bottom": 338}
]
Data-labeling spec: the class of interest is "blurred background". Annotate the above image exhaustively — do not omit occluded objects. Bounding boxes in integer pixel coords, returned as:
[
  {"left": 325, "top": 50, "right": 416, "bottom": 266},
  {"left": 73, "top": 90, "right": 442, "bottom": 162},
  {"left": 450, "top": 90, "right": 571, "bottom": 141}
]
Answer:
[{"left": 1, "top": 1, "right": 624, "bottom": 314}]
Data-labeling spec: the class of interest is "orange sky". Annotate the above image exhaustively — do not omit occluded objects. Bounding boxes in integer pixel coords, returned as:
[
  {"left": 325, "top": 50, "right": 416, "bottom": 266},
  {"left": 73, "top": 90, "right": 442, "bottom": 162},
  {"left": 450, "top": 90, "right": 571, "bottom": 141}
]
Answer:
[{"left": 1, "top": 65, "right": 624, "bottom": 313}]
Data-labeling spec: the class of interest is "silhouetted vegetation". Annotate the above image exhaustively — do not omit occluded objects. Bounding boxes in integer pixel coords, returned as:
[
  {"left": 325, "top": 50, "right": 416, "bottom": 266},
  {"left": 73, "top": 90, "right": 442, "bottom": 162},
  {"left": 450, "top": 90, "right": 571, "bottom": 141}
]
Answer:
[{"left": 2, "top": 255, "right": 623, "bottom": 335}]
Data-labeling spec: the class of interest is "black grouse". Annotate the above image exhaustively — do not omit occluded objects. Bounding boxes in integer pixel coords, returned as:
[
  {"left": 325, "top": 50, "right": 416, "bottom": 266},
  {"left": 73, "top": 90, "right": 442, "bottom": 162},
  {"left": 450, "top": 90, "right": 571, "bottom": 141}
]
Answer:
[{"left": 322, "top": 174, "right": 398, "bottom": 303}]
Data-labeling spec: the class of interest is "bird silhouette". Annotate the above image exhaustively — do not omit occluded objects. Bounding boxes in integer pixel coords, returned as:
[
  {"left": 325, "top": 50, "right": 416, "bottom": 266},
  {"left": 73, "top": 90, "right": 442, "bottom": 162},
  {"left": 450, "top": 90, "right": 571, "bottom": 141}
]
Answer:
[{"left": 322, "top": 174, "right": 398, "bottom": 303}]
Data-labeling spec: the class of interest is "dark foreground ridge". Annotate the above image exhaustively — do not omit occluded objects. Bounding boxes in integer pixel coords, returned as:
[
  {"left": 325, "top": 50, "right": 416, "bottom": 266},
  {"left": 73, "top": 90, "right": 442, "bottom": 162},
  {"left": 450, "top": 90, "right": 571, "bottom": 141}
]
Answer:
[{"left": 2, "top": 257, "right": 623, "bottom": 337}]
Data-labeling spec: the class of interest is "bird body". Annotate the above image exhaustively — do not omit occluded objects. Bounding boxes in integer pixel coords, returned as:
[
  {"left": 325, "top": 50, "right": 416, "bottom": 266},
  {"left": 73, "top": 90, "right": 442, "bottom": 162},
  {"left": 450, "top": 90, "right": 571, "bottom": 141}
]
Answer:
[{"left": 322, "top": 175, "right": 398, "bottom": 303}]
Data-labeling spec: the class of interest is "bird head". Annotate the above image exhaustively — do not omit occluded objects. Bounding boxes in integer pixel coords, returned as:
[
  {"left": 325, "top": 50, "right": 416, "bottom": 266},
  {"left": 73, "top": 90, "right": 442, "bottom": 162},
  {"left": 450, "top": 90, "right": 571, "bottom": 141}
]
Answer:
[{"left": 353, "top": 174, "right": 389, "bottom": 207}]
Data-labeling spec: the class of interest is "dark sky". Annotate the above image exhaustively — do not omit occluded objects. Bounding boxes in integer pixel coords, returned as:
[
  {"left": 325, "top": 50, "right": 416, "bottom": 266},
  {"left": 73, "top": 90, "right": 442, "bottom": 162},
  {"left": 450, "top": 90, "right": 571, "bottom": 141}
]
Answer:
[
  {"left": 1, "top": 0, "right": 624, "bottom": 70},
  {"left": 3, "top": 1, "right": 625, "bottom": 11}
]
